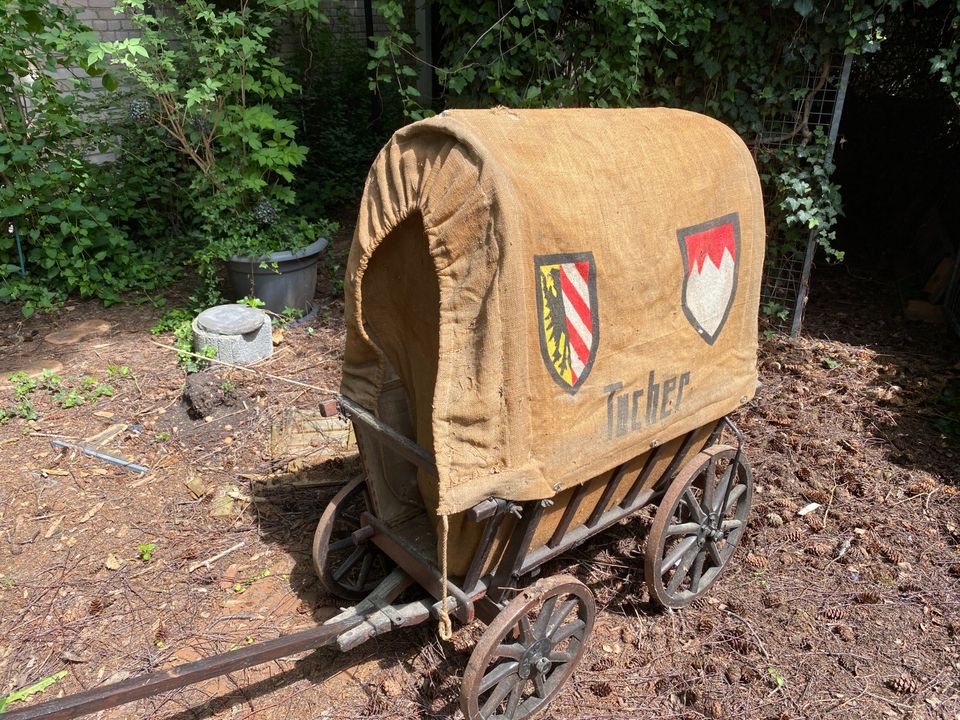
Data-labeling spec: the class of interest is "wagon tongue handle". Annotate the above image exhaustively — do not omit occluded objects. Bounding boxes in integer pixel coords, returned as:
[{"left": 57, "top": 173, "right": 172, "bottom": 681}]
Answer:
[{"left": 3, "top": 618, "right": 359, "bottom": 720}]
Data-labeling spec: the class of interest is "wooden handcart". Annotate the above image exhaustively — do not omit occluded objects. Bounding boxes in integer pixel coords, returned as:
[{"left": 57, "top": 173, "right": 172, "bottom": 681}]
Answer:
[{"left": 7, "top": 108, "right": 764, "bottom": 720}]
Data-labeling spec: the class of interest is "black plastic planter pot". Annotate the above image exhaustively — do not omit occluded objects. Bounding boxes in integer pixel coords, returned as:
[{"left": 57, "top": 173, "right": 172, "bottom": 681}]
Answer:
[{"left": 227, "top": 237, "right": 328, "bottom": 315}]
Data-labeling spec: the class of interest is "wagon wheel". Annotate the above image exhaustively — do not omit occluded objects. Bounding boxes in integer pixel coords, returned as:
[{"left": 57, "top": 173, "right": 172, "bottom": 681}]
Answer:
[
  {"left": 645, "top": 445, "right": 753, "bottom": 609},
  {"left": 461, "top": 575, "right": 595, "bottom": 720},
  {"left": 312, "top": 475, "right": 390, "bottom": 600}
]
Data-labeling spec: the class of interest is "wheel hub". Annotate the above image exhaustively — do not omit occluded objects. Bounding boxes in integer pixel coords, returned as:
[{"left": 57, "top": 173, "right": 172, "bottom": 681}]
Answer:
[
  {"left": 518, "top": 638, "right": 553, "bottom": 679},
  {"left": 697, "top": 511, "right": 724, "bottom": 544}
]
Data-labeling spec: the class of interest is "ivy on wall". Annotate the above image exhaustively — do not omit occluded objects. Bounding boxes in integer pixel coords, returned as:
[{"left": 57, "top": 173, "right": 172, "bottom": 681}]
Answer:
[{"left": 369, "top": 0, "right": 959, "bottom": 264}]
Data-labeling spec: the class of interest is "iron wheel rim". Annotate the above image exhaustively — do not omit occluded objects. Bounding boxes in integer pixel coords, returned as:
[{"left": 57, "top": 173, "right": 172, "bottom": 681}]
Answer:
[
  {"left": 312, "top": 475, "right": 390, "bottom": 600},
  {"left": 461, "top": 575, "right": 595, "bottom": 720},
  {"left": 645, "top": 445, "right": 753, "bottom": 609}
]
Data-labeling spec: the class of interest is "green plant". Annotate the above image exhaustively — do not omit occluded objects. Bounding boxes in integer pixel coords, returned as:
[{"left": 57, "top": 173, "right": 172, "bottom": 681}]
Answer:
[
  {"left": 272, "top": 305, "right": 304, "bottom": 327},
  {"left": 106, "top": 364, "right": 131, "bottom": 379},
  {"left": 821, "top": 357, "right": 841, "bottom": 369},
  {"left": 9, "top": 371, "right": 36, "bottom": 398},
  {"left": 762, "top": 301, "right": 791, "bottom": 321},
  {"left": 0, "top": 1, "right": 181, "bottom": 317},
  {"left": 154, "top": 431, "right": 172, "bottom": 441},
  {"left": 57, "top": 388, "right": 84, "bottom": 409},
  {"left": 0, "top": 670, "right": 68, "bottom": 713},
  {"left": 38, "top": 369, "right": 62, "bottom": 391},
  {"left": 137, "top": 542, "right": 157, "bottom": 561},
  {"left": 367, "top": 1, "right": 957, "bottom": 268},
  {"left": 220, "top": 380, "right": 234, "bottom": 393},
  {"left": 767, "top": 666, "right": 786, "bottom": 688},
  {"left": 101, "top": 0, "right": 338, "bottom": 296}
]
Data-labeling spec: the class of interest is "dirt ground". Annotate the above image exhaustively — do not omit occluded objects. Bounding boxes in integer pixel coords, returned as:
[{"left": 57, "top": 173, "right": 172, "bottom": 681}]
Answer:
[{"left": 0, "top": 247, "right": 958, "bottom": 720}]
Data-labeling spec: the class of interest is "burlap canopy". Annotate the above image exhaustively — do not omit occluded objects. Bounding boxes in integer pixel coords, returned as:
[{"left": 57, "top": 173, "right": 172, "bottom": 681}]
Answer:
[{"left": 342, "top": 108, "right": 764, "bottom": 520}]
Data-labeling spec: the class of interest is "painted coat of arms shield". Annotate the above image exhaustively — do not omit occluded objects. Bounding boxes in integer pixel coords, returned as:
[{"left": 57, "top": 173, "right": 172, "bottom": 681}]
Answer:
[
  {"left": 534, "top": 252, "right": 599, "bottom": 394},
  {"left": 677, "top": 213, "right": 741, "bottom": 345}
]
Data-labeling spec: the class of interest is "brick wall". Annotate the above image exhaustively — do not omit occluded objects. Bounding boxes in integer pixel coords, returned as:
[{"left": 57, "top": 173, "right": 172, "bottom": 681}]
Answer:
[{"left": 63, "top": 0, "right": 138, "bottom": 42}]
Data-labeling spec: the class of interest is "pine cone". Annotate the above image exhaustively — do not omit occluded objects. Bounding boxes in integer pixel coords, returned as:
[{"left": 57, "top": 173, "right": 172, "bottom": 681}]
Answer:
[
  {"left": 728, "top": 635, "right": 754, "bottom": 654},
  {"left": 590, "top": 681, "right": 612, "bottom": 697},
  {"left": 698, "top": 616, "right": 717, "bottom": 634},
  {"left": 765, "top": 512, "right": 785, "bottom": 528},
  {"left": 855, "top": 590, "right": 882, "bottom": 605},
  {"left": 837, "top": 653, "right": 857, "bottom": 672},
  {"left": 591, "top": 658, "right": 613, "bottom": 672},
  {"left": 819, "top": 606, "right": 846, "bottom": 621},
  {"left": 724, "top": 664, "right": 742, "bottom": 684},
  {"left": 885, "top": 675, "right": 918, "bottom": 695},
  {"left": 905, "top": 478, "right": 935, "bottom": 495},
  {"left": 810, "top": 542, "right": 832, "bottom": 558},
  {"left": 784, "top": 527, "right": 805, "bottom": 542},
  {"left": 746, "top": 553, "right": 769, "bottom": 569},
  {"left": 835, "top": 624, "right": 855, "bottom": 642},
  {"left": 89, "top": 598, "right": 104, "bottom": 615},
  {"left": 898, "top": 578, "right": 922, "bottom": 593},
  {"left": 803, "top": 488, "right": 831, "bottom": 505},
  {"left": 880, "top": 545, "right": 905, "bottom": 565},
  {"left": 762, "top": 593, "right": 785, "bottom": 609}
]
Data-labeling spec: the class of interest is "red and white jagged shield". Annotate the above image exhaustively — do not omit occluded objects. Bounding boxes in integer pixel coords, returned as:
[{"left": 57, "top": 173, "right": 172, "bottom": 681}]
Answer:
[{"left": 677, "top": 213, "right": 741, "bottom": 345}]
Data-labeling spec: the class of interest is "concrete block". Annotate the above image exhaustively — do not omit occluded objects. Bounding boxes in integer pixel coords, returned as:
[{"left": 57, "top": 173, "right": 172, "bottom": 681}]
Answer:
[{"left": 193, "top": 305, "right": 272, "bottom": 365}]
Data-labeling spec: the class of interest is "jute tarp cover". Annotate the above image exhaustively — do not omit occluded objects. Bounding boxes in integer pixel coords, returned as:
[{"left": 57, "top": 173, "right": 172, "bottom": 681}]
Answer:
[{"left": 342, "top": 107, "right": 764, "bottom": 519}]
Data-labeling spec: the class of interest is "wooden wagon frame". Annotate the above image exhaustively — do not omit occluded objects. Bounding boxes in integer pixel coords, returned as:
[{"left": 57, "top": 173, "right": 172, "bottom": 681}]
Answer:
[{"left": 9, "top": 108, "right": 762, "bottom": 720}]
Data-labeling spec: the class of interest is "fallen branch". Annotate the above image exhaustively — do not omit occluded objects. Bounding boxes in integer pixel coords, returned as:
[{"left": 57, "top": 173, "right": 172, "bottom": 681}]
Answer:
[
  {"left": 148, "top": 340, "right": 338, "bottom": 395},
  {"left": 188, "top": 541, "right": 246, "bottom": 573}
]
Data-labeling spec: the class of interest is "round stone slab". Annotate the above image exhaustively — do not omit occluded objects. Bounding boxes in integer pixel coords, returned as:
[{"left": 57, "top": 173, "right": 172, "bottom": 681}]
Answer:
[
  {"left": 45, "top": 320, "right": 111, "bottom": 345},
  {"left": 196, "top": 305, "right": 267, "bottom": 335},
  {"left": 0, "top": 358, "right": 64, "bottom": 390}
]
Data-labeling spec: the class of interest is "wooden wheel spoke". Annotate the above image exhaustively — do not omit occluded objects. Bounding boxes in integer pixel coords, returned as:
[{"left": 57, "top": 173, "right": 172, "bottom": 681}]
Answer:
[
  {"left": 666, "top": 545, "right": 698, "bottom": 594},
  {"left": 666, "top": 521, "right": 700, "bottom": 536},
  {"left": 549, "top": 618, "right": 585, "bottom": 645},
  {"left": 504, "top": 678, "right": 524, "bottom": 719},
  {"left": 332, "top": 546, "right": 364, "bottom": 582},
  {"left": 712, "top": 466, "right": 733, "bottom": 513},
  {"left": 340, "top": 512, "right": 361, "bottom": 527},
  {"left": 683, "top": 489, "right": 706, "bottom": 522},
  {"left": 533, "top": 595, "right": 558, "bottom": 639},
  {"left": 356, "top": 551, "right": 373, "bottom": 588},
  {"left": 546, "top": 598, "right": 578, "bottom": 638},
  {"left": 479, "top": 661, "right": 519, "bottom": 695},
  {"left": 494, "top": 644, "right": 525, "bottom": 661},
  {"left": 661, "top": 535, "right": 698, "bottom": 574},
  {"left": 706, "top": 539, "right": 723, "bottom": 566},
  {"left": 548, "top": 649, "right": 573, "bottom": 664},
  {"left": 532, "top": 669, "right": 547, "bottom": 698},
  {"left": 480, "top": 674, "right": 519, "bottom": 719},
  {"left": 689, "top": 549, "right": 706, "bottom": 592},
  {"left": 722, "top": 482, "right": 746, "bottom": 513},
  {"left": 702, "top": 458, "right": 717, "bottom": 508},
  {"left": 721, "top": 519, "right": 743, "bottom": 532},
  {"left": 328, "top": 536, "right": 354, "bottom": 553},
  {"left": 518, "top": 617, "right": 535, "bottom": 645}
]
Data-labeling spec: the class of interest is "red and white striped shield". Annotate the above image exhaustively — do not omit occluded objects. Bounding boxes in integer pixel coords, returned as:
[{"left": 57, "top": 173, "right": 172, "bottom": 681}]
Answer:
[
  {"left": 535, "top": 252, "right": 599, "bottom": 394},
  {"left": 677, "top": 213, "right": 741, "bottom": 345}
]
